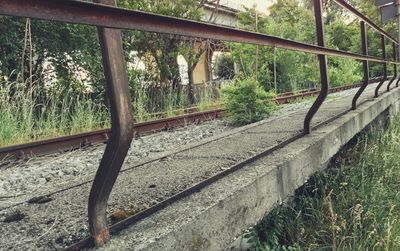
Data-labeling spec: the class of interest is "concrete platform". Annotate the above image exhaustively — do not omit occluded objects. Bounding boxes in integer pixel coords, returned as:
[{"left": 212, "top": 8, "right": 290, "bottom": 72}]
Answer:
[{"left": 101, "top": 82, "right": 400, "bottom": 251}]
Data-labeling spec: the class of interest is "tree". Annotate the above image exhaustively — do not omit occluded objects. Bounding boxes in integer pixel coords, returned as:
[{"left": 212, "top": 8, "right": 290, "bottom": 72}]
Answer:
[{"left": 0, "top": 17, "right": 103, "bottom": 100}]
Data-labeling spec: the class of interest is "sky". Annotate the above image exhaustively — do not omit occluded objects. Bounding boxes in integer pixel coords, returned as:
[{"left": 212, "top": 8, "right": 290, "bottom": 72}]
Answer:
[{"left": 223, "top": 0, "right": 275, "bottom": 14}]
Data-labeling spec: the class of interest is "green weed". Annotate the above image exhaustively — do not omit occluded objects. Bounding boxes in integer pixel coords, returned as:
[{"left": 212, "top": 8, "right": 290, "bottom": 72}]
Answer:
[
  {"left": 248, "top": 115, "right": 400, "bottom": 250},
  {"left": 222, "top": 78, "right": 276, "bottom": 126}
]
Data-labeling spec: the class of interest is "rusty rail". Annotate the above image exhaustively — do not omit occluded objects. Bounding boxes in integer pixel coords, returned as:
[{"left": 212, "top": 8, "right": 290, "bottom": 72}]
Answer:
[
  {"left": 0, "top": 109, "right": 225, "bottom": 159},
  {"left": 352, "top": 21, "right": 369, "bottom": 110},
  {"left": 0, "top": 0, "right": 399, "bottom": 248},
  {"left": 334, "top": 0, "right": 399, "bottom": 44},
  {"left": 0, "top": 0, "right": 399, "bottom": 65},
  {"left": 0, "top": 81, "right": 383, "bottom": 160}
]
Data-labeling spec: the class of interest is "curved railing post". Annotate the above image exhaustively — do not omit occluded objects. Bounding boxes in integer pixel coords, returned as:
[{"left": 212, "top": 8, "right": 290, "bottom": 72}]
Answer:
[
  {"left": 88, "top": 0, "right": 135, "bottom": 246},
  {"left": 387, "top": 42, "right": 397, "bottom": 91},
  {"left": 375, "top": 34, "right": 387, "bottom": 97},
  {"left": 352, "top": 21, "right": 369, "bottom": 110},
  {"left": 304, "top": 0, "right": 329, "bottom": 134}
]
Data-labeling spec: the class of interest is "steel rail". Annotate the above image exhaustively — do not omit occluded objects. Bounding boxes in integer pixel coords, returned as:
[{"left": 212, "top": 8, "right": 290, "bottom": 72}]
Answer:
[
  {"left": 0, "top": 0, "right": 398, "bottom": 65},
  {"left": 66, "top": 134, "right": 307, "bottom": 250},
  {"left": 0, "top": 109, "right": 224, "bottom": 160},
  {"left": 334, "top": 0, "right": 399, "bottom": 45},
  {"left": 279, "top": 88, "right": 317, "bottom": 97},
  {"left": 0, "top": 82, "right": 382, "bottom": 160},
  {"left": 0, "top": 81, "right": 383, "bottom": 213},
  {"left": 64, "top": 90, "right": 376, "bottom": 251}
]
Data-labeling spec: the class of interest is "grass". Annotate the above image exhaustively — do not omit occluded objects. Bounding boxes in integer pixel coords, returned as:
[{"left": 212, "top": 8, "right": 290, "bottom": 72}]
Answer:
[
  {"left": 246, "top": 114, "right": 400, "bottom": 250},
  {"left": 0, "top": 81, "right": 110, "bottom": 147},
  {"left": 0, "top": 77, "right": 223, "bottom": 147}
]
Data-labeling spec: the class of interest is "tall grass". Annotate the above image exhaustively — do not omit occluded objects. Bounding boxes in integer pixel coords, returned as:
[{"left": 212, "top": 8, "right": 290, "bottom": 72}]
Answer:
[
  {"left": 0, "top": 76, "right": 226, "bottom": 147},
  {"left": 0, "top": 79, "right": 110, "bottom": 147},
  {"left": 247, "top": 115, "right": 400, "bottom": 250}
]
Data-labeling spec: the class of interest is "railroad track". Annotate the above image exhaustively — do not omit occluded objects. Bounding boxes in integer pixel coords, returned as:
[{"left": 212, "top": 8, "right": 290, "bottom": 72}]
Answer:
[
  {"left": 65, "top": 81, "right": 379, "bottom": 251},
  {"left": 0, "top": 82, "right": 373, "bottom": 160}
]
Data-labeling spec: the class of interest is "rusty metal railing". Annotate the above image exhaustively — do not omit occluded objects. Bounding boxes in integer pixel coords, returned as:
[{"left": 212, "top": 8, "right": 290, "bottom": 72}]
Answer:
[{"left": 0, "top": 0, "right": 399, "bottom": 248}]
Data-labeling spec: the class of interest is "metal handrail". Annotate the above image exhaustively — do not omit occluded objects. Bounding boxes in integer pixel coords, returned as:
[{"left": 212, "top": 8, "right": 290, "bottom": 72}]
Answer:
[
  {"left": 334, "top": 0, "right": 399, "bottom": 45},
  {"left": 0, "top": 0, "right": 398, "bottom": 64}
]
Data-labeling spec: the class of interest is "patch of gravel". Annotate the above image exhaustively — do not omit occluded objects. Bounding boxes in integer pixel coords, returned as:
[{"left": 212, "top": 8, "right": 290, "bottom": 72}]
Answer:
[
  {"left": 0, "top": 84, "right": 375, "bottom": 250},
  {"left": 0, "top": 119, "right": 231, "bottom": 207}
]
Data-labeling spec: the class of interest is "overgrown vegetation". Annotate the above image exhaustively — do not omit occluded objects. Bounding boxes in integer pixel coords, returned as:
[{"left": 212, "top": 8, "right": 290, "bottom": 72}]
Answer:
[
  {"left": 222, "top": 79, "right": 275, "bottom": 126},
  {"left": 0, "top": 78, "right": 109, "bottom": 146},
  {"left": 246, "top": 115, "right": 400, "bottom": 250}
]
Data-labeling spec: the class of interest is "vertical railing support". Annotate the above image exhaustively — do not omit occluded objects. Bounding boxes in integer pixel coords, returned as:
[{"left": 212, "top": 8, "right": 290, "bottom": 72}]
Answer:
[
  {"left": 303, "top": 0, "right": 329, "bottom": 134},
  {"left": 352, "top": 21, "right": 369, "bottom": 110},
  {"left": 396, "top": 43, "right": 400, "bottom": 87},
  {"left": 397, "top": 60, "right": 400, "bottom": 87},
  {"left": 374, "top": 35, "right": 387, "bottom": 97},
  {"left": 88, "top": 0, "right": 134, "bottom": 246},
  {"left": 387, "top": 42, "right": 398, "bottom": 91}
]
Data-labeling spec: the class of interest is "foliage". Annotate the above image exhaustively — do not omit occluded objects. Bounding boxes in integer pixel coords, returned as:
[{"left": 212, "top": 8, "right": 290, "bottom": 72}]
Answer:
[
  {"left": 222, "top": 78, "right": 276, "bottom": 126},
  {"left": 0, "top": 17, "right": 103, "bottom": 98},
  {"left": 248, "top": 115, "right": 400, "bottom": 250},
  {"left": 328, "top": 57, "right": 363, "bottom": 87},
  {"left": 215, "top": 54, "right": 235, "bottom": 80},
  {"left": 229, "top": 0, "right": 394, "bottom": 94},
  {"left": 214, "top": 54, "right": 235, "bottom": 80},
  {"left": 229, "top": 42, "right": 274, "bottom": 91},
  {"left": 230, "top": 0, "right": 320, "bottom": 93}
]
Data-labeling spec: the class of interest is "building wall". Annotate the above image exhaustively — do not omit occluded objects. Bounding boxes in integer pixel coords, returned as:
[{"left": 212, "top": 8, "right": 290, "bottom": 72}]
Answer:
[{"left": 203, "top": 8, "right": 238, "bottom": 27}]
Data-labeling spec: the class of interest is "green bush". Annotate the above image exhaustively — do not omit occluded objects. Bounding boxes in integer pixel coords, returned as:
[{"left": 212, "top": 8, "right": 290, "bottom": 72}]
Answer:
[{"left": 222, "top": 78, "right": 276, "bottom": 126}]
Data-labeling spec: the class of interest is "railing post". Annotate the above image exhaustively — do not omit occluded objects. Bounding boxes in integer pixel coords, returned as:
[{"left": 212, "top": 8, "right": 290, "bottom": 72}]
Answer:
[
  {"left": 303, "top": 0, "right": 329, "bottom": 134},
  {"left": 396, "top": 43, "right": 400, "bottom": 87},
  {"left": 352, "top": 21, "right": 369, "bottom": 110},
  {"left": 387, "top": 42, "right": 397, "bottom": 91},
  {"left": 397, "top": 46, "right": 400, "bottom": 86},
  {"left": 374, "top": 34, "right": 387, "bottom": 97},
  {"left": 88, "top": 0, "right": 134, "bottom": 246}
]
